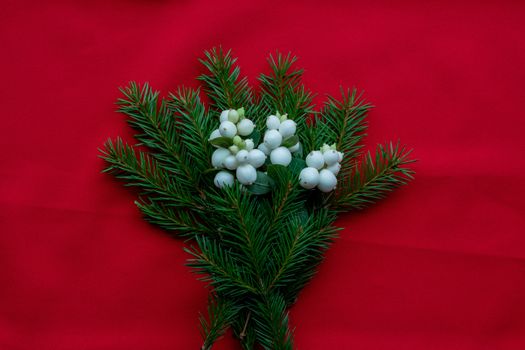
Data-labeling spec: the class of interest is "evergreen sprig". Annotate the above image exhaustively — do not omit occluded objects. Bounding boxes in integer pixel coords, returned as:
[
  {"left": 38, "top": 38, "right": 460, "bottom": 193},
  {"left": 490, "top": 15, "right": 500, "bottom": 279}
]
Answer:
[{"left": 100, "top": 48, "right": 415, "bottom": 349}]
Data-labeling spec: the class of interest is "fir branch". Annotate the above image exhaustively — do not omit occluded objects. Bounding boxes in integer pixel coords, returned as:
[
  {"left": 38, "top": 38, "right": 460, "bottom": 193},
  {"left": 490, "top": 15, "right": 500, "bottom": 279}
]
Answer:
[
  {"left": 204, "top": 185, "right": 273, "bottom": 289},
  {"left": 167, "top": 87, "right": 215, "bottom": 176},
  {"left": 186, "top": 236, "right": 259, "bottom": 298},
  {"left": 200, "top": 295, "right": 239, "bottom": 350},
  {"left": 272, "top": 210, "right": 339, "bottom": 305},
  {"left": 314, "top": 88, "right": 371, "bottom": 161},
  {"left": 251, "top": 293, "right": 294, "bottom": 350},
  {"left": 116, "top": 82, "right": 200, "bottom": 189},
  {"left": 135, "top": 199, "right": 208, "bottom": 237},
  {"left": 198, "top": 47, "right": 255, "bottom": 114},
  {"left": 259, "top": 53, "right": 314, "bottom": 137},
  {"left": 335, "top": 141, "right": 415, "bottom": 211},
  {"left": 101, "top": 138, "right": 192, "bottom": 207}
]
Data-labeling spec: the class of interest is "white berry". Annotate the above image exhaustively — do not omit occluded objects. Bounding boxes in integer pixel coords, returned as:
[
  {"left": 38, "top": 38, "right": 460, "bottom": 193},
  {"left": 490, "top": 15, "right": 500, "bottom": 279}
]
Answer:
[
  {"left": 323, "top": 149, "right": 339, "bottom": 166},
  {"left": 270, "top": 146, "right": 292, "bottom": 166},
  {"left": 219, "top": 121, "right": 237, "bottom": 138},
  {"left": 264, "top": 129, "right": 282, "bottom": 149},
  {"left": 223, "top": 155, "right": 238, "bottom": 170},
  {"left": 279, "top": 119, "right": 296, "bottom": 138},
  {"left": 326, "top": 162, "right": 341, "bottom": 175},
  {"left": 228, "top": 109, "right": 240, "bottom": 123},
  {"left": 236, "top": 164, "right": 257, "bottom": 185},
  {"left": 236, "top": 149, "right": 249, "bottom": 163},
  {"left": 248, "top": 149, "right": 266, "bottom": 168},
  {"left": 318, "top": 169, "right": 337, "bottom": 192},
  {"left": 212, "top": 148, "right": 231, "bottom": 168},
  {"left": 220, "top": 110, "right": 230, "bottom": 123},
  {"left": 266, "top": 115, "right": 281, "bottom": 130},
  {"left": 237, "top": 119, "right": 254, "bottom": 136},
  {"left": 214, "top": 171, "right": 234, "bottom": 188},
  {"left": 209, "top": 129, "right": 221, "bottom": 141},
  {"left": 299, "top": 167, "right": 320, "bottom": 189},
  {"left": 258, "top": 143, "right": 270, "bottom": 155},
  {"left": 245, "top": 139, "right": 254, "bottom": 151},
  {"left": 306, "top": 151, "right": 324, "bottom": 169}
]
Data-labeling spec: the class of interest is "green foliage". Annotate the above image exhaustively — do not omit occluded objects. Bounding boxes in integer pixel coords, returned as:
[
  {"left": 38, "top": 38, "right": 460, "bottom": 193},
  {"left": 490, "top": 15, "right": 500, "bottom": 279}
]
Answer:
[
  {"left": 100, "top": 48, "right": 414, "bottom": 349},
  {"left": 335, "top": 142, "right": 415, "bottom": 211}
]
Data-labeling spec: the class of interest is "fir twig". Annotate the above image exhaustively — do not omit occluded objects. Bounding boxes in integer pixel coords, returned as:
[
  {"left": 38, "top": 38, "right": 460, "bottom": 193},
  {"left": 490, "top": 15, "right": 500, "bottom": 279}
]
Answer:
[{"left": 335, "top": 141, "right": 415, "bottom": 211}]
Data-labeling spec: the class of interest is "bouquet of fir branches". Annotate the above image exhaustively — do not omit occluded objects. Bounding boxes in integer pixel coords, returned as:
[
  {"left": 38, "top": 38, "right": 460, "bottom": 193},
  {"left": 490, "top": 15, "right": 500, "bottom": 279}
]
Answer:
[{"left": 101, "top": 48, "right": 414, "bottom": 349}]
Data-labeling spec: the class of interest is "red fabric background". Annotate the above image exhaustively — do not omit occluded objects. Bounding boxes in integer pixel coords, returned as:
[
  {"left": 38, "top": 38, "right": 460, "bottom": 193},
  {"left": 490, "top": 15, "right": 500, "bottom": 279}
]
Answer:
[{"left": 1, "top": 0, "right": 524, "bottom": 349}]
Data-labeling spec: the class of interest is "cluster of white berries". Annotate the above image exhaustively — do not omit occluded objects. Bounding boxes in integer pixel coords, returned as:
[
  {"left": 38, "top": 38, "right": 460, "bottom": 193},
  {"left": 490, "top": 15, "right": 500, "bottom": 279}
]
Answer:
[
  {"left": 258, "top": 113, "right": 300, "bottom": 166},
  {"left": 299, "top": 144, "right": 343, "bottom": 192},
  {"left": 209, "top": 108, "right": 267, "bottom": 188}
]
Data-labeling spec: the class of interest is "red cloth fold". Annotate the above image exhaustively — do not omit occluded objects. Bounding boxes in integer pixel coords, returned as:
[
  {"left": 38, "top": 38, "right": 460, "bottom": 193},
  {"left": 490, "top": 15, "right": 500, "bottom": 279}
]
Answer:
[{"left": 1, "top": 1, "right": 524, "bottom": 348}]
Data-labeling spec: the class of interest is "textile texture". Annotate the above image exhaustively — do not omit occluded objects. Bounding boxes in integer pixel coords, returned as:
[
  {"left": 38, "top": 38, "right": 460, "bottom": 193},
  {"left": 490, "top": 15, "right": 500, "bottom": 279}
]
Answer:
[{"left": 1, "top": 1, "right": 524, "bottom": 349}]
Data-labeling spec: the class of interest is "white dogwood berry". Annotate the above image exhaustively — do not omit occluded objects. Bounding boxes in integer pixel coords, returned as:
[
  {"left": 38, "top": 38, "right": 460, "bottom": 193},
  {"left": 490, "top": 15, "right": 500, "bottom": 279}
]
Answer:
[
  {"left": 212, "top": 148, "right": 231, "bottom": 168},
  {"left": 209, "top": 129, "right": 221, "bottom": 141},
  {"left": 266, "top": 115, "right": 281, "bottom": 130},
  {"left": 236, "top": 164, "right": 257, "bottom": 185},
  {"left": 228, "top": 109, "right": 240, "bottom": 123},
  {"left": 270, "top": 146, "right": 292, "bottom": 166},
  {"left": 219, "top": 121, "right": 237, "bottom": 138},
  {"left": 237, "top": 119, "right": 254, "bottom": 136},
  {"left": 306, "top": 151, "right": 324, "bottom": 169},
  {"left": 220, "top": 110, "right": 230, "bottom": 123},
  {"left": 279, "top": 119, "right": 296, "bottom": 138},
  {"left": 326, "top": 162, "right": 341, "bottom": 176},
  {"left": 248, "top": 149, "right": 266, "bottom": 168},
  {"left": 317, "top": 169, "right": 337, "bottom": 192},
  {"left": 299, "top": 167, "right": 320, "bottom": 189},
  {"left": 223, "top": 155, "right": 238, "bottom": 170},
  {"left": 323, "top": 149, "right": 339, "bottom": 166},
  {"left": 214, "top": 171, "right": 234, "bottom": 188},
  {"left": 258, "top": 143, "right": 270, "bottom": 155},
  {"left": 245, "top": 139, "right": 254, "bottom": 151},
  {"left": 264, "top": 129, "right": 282, "bottom": 149},
  {"left": 236, "top": 149, "right": 249, "bottom": 163}
]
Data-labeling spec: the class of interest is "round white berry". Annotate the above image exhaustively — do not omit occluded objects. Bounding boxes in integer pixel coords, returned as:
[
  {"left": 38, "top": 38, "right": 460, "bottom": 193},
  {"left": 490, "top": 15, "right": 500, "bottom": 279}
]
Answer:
[
  {"left": 323, "top": 149, "right": 339, "bottom": 166},
  {"left": 318, "top": 169, "right": 337, "bottom": 192},
  {"left": 337, "top": 152, "right": 343, "bottom": 162},
  {"left": 278, "top": 119, "right": 296, "bottom": 138},
  {"left": 306, "top": 151, "right": 324, "bottom": 169},
  {"left": 211, "top": 148, "right": 231, "bottom": 168},
  {"left": 209, "top": 129, "right": 221, "bottom": 141},
  {"left": 326, "top": 162, "right": 341, "bottom": 176},
  {"left": 264, "top": 129, "right": 282, "bottom": 149},
  {"left": 258, "top": 143, "right": 270, "bottom": 155},
  {"left": 266, "top": 115, "right": 281, "bottom": 130},
  {"left": 223, "top": 155, "right": 238, "bottom": 170},
  {"left": 220, "top": 110, "right": 230, "bottom": 123},
  {"left": 219, "top": 121, "right": 237, "bottom": 138},
  {"left": 245, "top": 139, "right": 254, "bottom": 151},
  {"left": 270, "top": 146, "right": 292, "bottom": 166},
  {"left": 248, "top": 149, "right": 266, "bottom": 168},
  {"left": 299, "top": 167, "right": 320, "bottom": 189},
  {"left": 228, "top": 109, "right": 240, "bottom": 123},
  {"left": 214, "top": 171, "right": 234, "bottom": 188},
  {"left": 236, "top": 164, "right": 257, "bottom": 185},
  {"left": 236, "top": 149, "right": 249, "bottom": 163},
  {"left": 237, "top": 119, "right": 254, "bottom": 136},
  {"left": 288, "top": 141, "right": 301, "bottom": 153}
]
